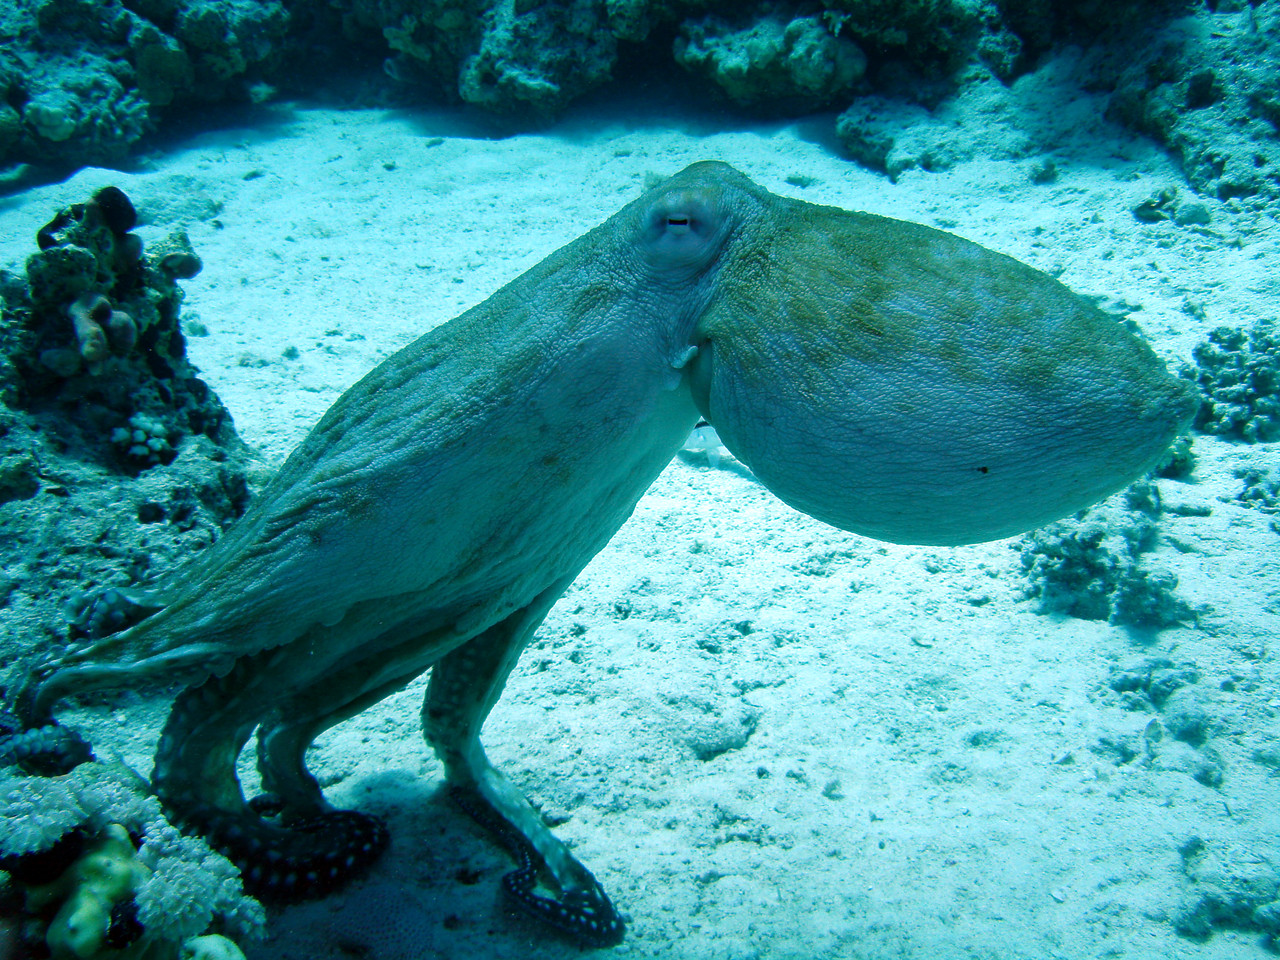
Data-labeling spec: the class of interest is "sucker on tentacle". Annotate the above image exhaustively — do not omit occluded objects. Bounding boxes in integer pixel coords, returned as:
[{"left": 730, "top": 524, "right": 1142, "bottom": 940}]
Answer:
[
  {"left": 0, "top": 713, "right": 93, "bottom": 776},
  {"left": 177, "top": 804, "right": 389, "bottom": 903},
  {"left": 149, "top": 648, "right": 391, "bottom": 901},
  {"left": 451, "top": 786, "right": 625, "bottom": 947}
]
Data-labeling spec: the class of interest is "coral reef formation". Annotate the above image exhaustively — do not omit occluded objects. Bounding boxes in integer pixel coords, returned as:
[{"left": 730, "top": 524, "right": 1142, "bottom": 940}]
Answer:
[
  {"left": 1093, "top": 658, "right": 1227, "bottom": 788},
  {"left": 1234, "top": 465, "right": 1280, "bottom": 533},
  {"left": 0, "top": 185, "right": 253, "bottom": 648},
  {"left": 1130, "top": 185, "right": 1213, "bottom": 226},
  {"left": 0, "top": 0, "right": 287, "bottom": 168},
  {"left": 674, "top": 11, "right": 866, "bottom": 113},
  {"left": 350, "top": 0, "right": 1004, "bottom": 118},
  {"left": 1183, "top": 320, "right": 1280, "bottom": 443},
  {"left": 1174, "top": 837, "right": 1280, "bottom": 941},
  {"left": 4, "top": 184, "right": 240, "bottom": 470},
  {"left": 1088, "top": 652, "right": 1279, "bottom": 947},
  {"left": 0, "top": 185, "right": 256, "bottom": 791},
  {"left": 1090, "top": 648, "right": 1271, "bottom": 897},
  {"left": 1019, "top": 481, "right": 1195, "bottom": 631},
  {"left": 0, "top": 185, "right": 260, "bottom": 958},
  {"left": 3, "top": 0, "right": 1278, "bottom": 213},
  {"left": 455, "top": 1, "right": 619, "bottom": 116},
  {"left": 0, "top": 757, "right": 263, "bottom": 959},
  {"left": 337, "top": 0, "right": 642, "bottom": 117},
  {"left": 0, "top": 184, "right": 254, "bottom": 650},
  {"left": 834, "top": 64, "right": 1037, "bottom": 181},
  {"left": 825, "top": 0, "right": 997, "bottom": 76},
  {"left": 1107, "top": 1, "right": 1280, "bottom": 203}
]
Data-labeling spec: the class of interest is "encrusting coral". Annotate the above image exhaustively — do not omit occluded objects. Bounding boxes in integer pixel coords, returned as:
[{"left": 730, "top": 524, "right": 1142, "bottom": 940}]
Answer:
[
  {"left": 674, "top": 12, "right": 867, "bottom": 113},
  {"left": 31, "top": 823, "right": 151, "bottom": 960},
  {"left": 27, "top": 185, "right": 178, "bottom": 382},
  {"left": 64, "top": 291, "right": 136, "bottom": 372}
]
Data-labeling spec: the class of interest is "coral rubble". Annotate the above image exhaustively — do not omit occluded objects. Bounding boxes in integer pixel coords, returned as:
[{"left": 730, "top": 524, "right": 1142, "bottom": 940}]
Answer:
[
  {"left": 1184, "top": 320, "right": 1280, "bottom": 444},
  {"left": 1019, "top": 481, "right": 1195, "bottom": 631}
]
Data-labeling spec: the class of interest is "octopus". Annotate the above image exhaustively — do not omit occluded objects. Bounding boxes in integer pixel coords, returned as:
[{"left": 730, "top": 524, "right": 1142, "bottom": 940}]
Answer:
[{"left": 18, "top": 162, "right": 1198, "bottom": 946}]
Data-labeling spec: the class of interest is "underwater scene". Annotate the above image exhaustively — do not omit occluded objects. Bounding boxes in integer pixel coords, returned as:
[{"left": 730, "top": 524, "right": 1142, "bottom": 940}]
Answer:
[{"left": 0, "top": 1, "right": 1278, "bottom": 959}]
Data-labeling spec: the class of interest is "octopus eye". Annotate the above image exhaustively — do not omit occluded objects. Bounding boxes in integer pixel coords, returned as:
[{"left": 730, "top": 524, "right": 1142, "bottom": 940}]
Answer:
[
  {"left": 642, "top": 191, "right": 725, "bottom": 269},
  {"left": 659, "top": 212, "right": 699, "bottom": 239}
]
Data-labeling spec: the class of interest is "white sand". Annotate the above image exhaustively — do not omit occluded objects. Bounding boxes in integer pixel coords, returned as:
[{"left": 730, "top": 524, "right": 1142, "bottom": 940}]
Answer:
[{"left": 2, "top": 80, "right": 1277, "bottom": 960}]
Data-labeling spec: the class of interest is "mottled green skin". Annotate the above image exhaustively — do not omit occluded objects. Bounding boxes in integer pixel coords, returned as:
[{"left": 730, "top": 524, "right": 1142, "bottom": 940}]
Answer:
[
  {"left": 689, "top": 184, "right": 1198, "bottom": 544},
  {"left": 24, "top": 162, "right": 1196, "bottom": 942}
]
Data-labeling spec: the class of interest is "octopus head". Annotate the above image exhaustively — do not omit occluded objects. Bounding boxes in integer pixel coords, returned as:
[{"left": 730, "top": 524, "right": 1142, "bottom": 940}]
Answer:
[{"left": 650, "top": 162, "right": 1200, "bottom": 546}]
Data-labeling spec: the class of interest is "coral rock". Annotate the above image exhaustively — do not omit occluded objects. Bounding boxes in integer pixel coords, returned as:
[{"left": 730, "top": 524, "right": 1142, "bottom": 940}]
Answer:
[{"left": 676, "top": 12, "right": 865, "bottom": 112}]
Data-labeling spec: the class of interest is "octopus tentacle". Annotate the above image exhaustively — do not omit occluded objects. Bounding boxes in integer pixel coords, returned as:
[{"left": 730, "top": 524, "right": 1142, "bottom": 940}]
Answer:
[
  {"left": 154, "top": 652, "right": 387, "bottom": 901},
  {"left": 423, "top": 581, "right": 625, "bottom": 945},
  {"left": 0, "top": 719, "right": 93, "bottom": 776},
  {"left": 451, "top": 785, "right": 624, "bottom": 947},
  {"left": 256, "top": 670, "right": 428, "bottom": 821},
  {"left": 21, "top": 642, "right": 237, "bottom": 727},
  {"left": 183, "top": 805, "right": 388, "bottom": 903},
  {"left": 153, "top": 654, "right": 268, "bottom": 813},
  {"left": 252, "top": 722, "right": 331, "bottom": 821}
]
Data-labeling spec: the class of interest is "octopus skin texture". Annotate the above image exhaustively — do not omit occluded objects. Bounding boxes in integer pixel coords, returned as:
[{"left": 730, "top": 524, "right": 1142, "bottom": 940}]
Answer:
[{"left": 20, "top": 161, "right": 1198, "bottom": 946}]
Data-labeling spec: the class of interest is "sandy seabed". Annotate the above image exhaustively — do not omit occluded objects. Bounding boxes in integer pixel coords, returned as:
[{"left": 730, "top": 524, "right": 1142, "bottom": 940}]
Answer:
[{"left": 0, "top": 83, "right": 1277, "bottom": 960}]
